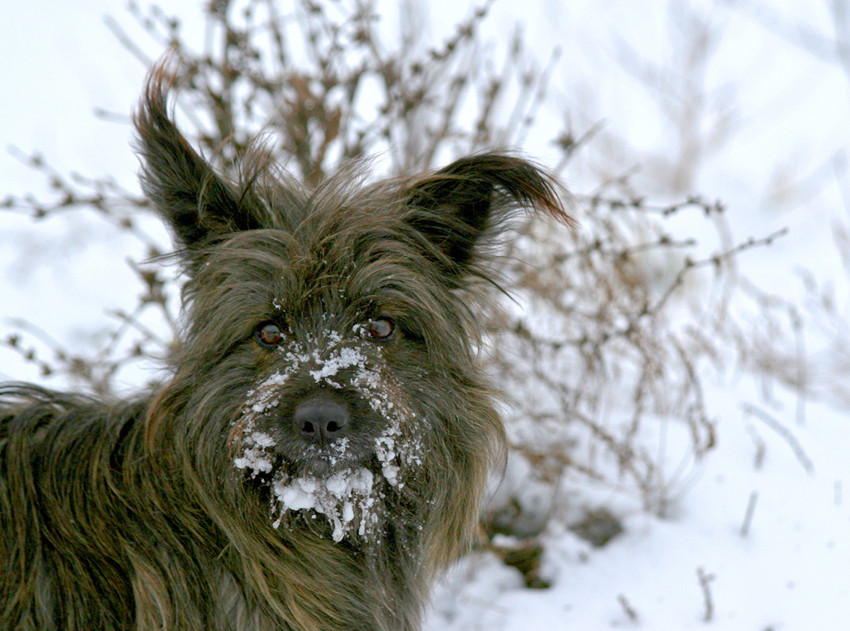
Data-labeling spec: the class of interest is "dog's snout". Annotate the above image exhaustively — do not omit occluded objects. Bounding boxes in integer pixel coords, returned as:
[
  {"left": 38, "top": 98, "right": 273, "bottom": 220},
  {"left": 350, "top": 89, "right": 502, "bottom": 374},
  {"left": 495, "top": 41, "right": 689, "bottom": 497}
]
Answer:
[{"left": 293, "top": 397, "right": 351, "bottom": 444}]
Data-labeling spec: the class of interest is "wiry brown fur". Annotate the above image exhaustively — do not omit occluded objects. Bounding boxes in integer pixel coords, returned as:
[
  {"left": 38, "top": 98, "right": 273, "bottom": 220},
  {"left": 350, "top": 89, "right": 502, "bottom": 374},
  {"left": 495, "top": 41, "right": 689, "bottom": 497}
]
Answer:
[{"left": 0, "top": 63, "right": 570, "bottom": 631}]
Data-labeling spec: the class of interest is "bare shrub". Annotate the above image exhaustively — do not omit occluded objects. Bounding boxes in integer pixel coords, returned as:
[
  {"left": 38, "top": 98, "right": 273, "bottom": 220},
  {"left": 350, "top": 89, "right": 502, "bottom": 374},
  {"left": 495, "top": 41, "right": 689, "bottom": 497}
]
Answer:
[
  {"left": 1, "top": 0, "right": 783, "bottom": 536},
  {"left": 715, "top": 1, "right": 850, "bottom": 413}
]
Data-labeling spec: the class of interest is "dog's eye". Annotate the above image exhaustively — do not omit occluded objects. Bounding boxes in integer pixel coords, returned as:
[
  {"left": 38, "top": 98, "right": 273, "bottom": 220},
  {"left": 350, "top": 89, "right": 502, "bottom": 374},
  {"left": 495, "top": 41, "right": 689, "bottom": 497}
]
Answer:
[
  {"left": 256, "top": 323, "right": 283, "bottom": 347},
  {"left": 366, "top": 318, "right": 395, "bottom": 340}
]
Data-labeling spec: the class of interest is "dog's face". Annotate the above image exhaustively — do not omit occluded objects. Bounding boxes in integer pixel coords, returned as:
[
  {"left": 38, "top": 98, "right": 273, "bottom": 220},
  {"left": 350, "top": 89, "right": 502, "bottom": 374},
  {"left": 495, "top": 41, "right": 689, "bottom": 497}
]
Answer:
[
  {"left": 135, "top": 68, "right": 567, "bottom": 544},
  {"left": 184, "top": 207, "right": 476, "bottom": 541}
]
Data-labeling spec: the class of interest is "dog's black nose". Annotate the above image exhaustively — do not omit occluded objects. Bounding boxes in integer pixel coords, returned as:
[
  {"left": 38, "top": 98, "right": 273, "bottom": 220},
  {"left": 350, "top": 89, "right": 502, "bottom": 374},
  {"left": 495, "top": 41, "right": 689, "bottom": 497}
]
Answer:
[{"left": 293, "top": 397, "right": 351, "bottom": 444}]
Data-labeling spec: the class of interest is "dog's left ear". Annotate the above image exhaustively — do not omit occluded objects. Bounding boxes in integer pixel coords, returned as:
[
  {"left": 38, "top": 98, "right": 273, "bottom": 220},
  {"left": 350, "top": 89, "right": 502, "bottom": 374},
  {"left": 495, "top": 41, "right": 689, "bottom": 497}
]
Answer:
[
  {"left": 134, "top": 63, "right": 261, "bottom": 258},
  {"left": 404, "top": 153, "right": 572, "bottom": 277}
]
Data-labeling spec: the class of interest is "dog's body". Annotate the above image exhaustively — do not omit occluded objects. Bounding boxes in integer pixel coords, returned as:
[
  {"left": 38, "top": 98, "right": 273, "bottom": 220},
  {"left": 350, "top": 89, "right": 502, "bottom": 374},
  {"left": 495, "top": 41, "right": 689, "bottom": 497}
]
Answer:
[{"left": 0, "top": 67, "right": 569, "bottom": 630}]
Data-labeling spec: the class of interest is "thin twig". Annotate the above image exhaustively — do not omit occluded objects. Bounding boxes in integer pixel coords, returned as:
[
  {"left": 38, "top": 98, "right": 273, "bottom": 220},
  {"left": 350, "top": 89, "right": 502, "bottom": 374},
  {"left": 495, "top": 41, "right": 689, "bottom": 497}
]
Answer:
[
  {"left": 696, "top": 567, "right": 716, "bottom": 623},
  {"left": 740, "top": 403, "right": 815, "bottom": 475},
  {"left": 617, "top": 594, "right": 639, "bottom": 623},
  {"left": 740, "top": 490, "right": 758, "bottom": 537}
]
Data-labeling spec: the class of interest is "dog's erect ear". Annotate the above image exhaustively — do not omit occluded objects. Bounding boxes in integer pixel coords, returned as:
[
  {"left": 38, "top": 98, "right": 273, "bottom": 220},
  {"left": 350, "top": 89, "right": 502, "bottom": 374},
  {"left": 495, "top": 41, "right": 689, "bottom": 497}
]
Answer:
[
  {"left": 134, "top": 64, "right": 260, "bottom": 253},
  {"left": 404, "top": 153, "right": 572, "bottom": 276}
]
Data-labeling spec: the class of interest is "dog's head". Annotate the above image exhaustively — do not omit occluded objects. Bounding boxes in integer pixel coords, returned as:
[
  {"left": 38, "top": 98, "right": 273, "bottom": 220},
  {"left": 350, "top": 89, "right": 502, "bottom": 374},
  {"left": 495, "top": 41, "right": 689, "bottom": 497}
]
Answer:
[{"left": 136, "top": 65, "right": 570, "bottom": 549}]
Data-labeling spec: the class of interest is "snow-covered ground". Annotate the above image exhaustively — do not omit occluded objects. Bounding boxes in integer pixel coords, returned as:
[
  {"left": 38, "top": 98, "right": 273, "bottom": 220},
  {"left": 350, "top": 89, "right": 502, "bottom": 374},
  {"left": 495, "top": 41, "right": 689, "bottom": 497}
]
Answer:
[
  {"left": 427, "top": 379, "right": 850, "bottom": 630},
  {"left": 2, "top": 2, "right": 848, "bottom": 630}
]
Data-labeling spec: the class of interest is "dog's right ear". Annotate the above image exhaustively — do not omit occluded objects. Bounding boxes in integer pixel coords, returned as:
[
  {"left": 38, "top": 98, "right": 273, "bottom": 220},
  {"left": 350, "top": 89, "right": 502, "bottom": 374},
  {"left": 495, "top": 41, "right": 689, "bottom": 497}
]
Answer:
[{"left": 134, "top": 64, "right": 260, "bottom": 256}]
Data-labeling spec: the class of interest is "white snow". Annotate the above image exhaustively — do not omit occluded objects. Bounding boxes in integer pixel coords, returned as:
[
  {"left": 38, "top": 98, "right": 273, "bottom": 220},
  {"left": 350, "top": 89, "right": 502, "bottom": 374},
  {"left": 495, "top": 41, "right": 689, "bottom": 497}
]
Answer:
[
  {"left": 309, "top": 345, "right": 368, "bottom": 382},
  {"left": 272, "top": 468, "right": 377, "bottom": 541},
  {"left": 426, "top": 377, "right": 850, "bottom": 629},
  {"left": 232, "top": 425, "right": 276, "bottom": 474},
  {"left": 265, "top": 404, "right": 423, "bottom": 541},
  {"left": 248, "top": 370, "right": 297, "bottom": 415},
  {"left": 1, "top": 3, "right": 849, "bottom": 630}
]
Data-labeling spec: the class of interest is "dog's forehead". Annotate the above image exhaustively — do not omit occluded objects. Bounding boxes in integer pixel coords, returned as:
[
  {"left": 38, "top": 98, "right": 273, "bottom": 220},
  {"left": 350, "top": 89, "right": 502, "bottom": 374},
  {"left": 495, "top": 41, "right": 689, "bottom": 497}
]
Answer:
[{"left": 212, "top": 233, "right": 367, "bottom": 311}]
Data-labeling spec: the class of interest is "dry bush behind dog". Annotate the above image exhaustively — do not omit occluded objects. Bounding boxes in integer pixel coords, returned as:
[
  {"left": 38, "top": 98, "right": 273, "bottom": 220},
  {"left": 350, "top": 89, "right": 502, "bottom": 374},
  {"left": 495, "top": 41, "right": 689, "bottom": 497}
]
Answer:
[{"left": 0, "top": 0, "right": 792, "bottom": 555}]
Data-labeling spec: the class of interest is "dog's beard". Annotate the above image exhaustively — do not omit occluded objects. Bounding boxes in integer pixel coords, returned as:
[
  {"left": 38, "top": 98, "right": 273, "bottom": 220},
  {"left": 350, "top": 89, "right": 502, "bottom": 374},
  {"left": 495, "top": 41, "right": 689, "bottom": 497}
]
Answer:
[
  {"left": 232, "top": 334, "right": 423, "bottom": 542},
  {"left": 269, "top": 418, "right": 416, "bottom": 542}
]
